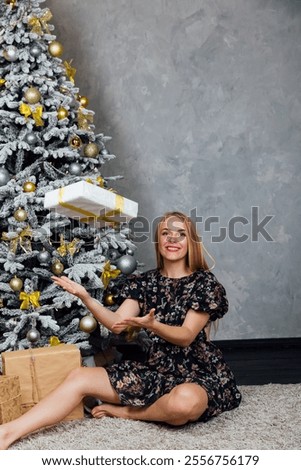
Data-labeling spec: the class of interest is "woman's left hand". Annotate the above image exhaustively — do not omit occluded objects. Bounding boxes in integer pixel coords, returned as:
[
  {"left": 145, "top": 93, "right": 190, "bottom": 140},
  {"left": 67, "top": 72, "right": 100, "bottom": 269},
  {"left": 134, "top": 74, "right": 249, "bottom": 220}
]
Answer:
[{"left": 112, "top": 308, "right": 156, "bottom": 332}]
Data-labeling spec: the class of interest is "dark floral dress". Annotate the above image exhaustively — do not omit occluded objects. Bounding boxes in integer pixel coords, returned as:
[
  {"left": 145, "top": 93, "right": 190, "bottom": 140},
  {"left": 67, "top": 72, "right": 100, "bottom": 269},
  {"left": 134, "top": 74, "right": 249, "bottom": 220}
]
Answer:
[{"left": 105, "top": 269, "right": 241, "bottom": 422}]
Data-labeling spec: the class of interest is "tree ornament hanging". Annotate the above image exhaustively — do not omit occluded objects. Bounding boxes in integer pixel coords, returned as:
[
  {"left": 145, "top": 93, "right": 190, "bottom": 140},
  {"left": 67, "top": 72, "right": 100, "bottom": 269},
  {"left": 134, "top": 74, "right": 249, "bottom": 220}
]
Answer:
[
  {"left": 68, "top": 162, "right": 82, "bottom": 176},
  {"left": 79, "top": 95, "right": 89, "bottom": 107},
  {"left": 24, "top": 132, "right": 38, "bottom": 145},
  {"left": 101, "top": 261, "right": 121, "bottom": 289},
  {"left": 5, "top": 0, "right": 17, "bottom": 7},
  {"left": 28, "top": 9, "right": 52, "bottom": 35},
  {"left": 3, "top": 45, "right": 19, "bottom": 62},
  {"left": 84, "top": 142, "right": 99, "bottom": 158},
  {"left": 9, "top": 276, "right": 23, "bottom": 292},
  {"left": 23, "top": 181, "right": 36, "bottom": 192},
  {"left": 30, "top": 44, "right": 42, "bottom": 58},
  {"left": 0, "top": 78, "right": 6, "bottom": 87},
  {"left": 79, "top": 315, "right": 97, "bottom": 333},
  {"left": 24, "top": 87, "right": 41, "bottom": 104},
  {"left": 19, "top": 291, "right": 41, "bottom": 310},
  {"left": 0, "top": 168, "right": 11, "bottom": 186},
  {"left": 14, "top": 208, "right": 28, "bottom": 222},
  {"left": 57, "top": 107, "right": 68, "bottom": 120},
  {"left": 37, "top": 250, "right": 51, "bottom": 264},
  {"left": 69, "top": 135, "right": 82, "bottom": 148},
  {"left": 116, "top": 254, "right": 137, "bottom": 275},
  {"left": 64, "top": 60, "right": 76, "bottom": 83},
  {"left": 48, "top": 40, "right": 63, "bottom": 57},
  {"left": 51, "top": 260, "right": 64, "bottom": 275},
  {"left": 103, "top": 293, "right": 116, "bottom": 306},
  {"left": 26, "top": 328, "right": 40, "bottom": 343}
]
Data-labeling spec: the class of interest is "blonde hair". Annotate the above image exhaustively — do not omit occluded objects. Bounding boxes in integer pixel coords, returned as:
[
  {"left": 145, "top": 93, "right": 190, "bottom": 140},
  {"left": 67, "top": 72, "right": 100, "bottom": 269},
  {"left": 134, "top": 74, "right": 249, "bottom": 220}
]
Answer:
[{"left": 154, "top": 211, "right": 214, "bottom": 272}]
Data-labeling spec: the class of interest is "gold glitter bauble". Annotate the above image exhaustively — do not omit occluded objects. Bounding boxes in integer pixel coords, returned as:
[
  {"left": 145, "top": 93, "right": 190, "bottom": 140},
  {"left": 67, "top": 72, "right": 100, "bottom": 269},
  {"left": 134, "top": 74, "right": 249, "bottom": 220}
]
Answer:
[
  {"left": 24, "top": 87, "right": 41, "bottom": 104},
  {"left": 48, "top": 41, "right": 63, "bottom": 58},
  {"left": 79, "top": 315, "right": 97, "bottom": 333},
  {"left": 69, "top": 135, "right": 82, "bottom": 148},
  {"left": 51, "top": 260, "right": 64, "bottom": 275},
  {"left": 14, "top": 208, "right": 28, "bottom": 221},
  {"left": 9, "top": 276, "right": 23, "bottom": 291},
  {"left": 84, "top": 142, "right": 99, "bottom": 158},
  {"left": 79, "top": 96, "right": 89, "bottom": 107},
  {"left": 57, "top": 107, "right": 69, "bottom": 120},
  {"left": 23, "top": 181, "right": 36, "bottom": 192},
  {"left": 103, "top": 293, "right": 116, "bottom": 306}
]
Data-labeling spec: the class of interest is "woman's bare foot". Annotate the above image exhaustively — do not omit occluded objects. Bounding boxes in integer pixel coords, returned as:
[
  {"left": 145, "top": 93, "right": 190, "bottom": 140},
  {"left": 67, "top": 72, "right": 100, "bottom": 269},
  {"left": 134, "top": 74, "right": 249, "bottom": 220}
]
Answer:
[{"left": 91, "top": 403, "right": 129, "bottom": 419}]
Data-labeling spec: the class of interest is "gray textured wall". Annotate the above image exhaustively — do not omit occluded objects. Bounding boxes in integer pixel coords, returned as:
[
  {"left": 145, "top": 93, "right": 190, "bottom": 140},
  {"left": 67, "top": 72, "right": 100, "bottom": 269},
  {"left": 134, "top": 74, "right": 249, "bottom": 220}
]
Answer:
[{"left": 48, "top": 0, "right": 301, "bottom": 340}]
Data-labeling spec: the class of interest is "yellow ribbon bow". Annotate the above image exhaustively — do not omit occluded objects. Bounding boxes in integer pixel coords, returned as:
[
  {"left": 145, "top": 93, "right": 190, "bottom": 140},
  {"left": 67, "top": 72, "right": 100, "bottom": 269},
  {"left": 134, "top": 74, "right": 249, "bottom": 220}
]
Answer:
[
  {"left": 77, "top": 107, "right": 94, "bottom": 130},
  {"left": 19, "top": 291, "right": 41, "bottom": 310},
  {"left": 49, "top": 336, "right": 61, "bottom": 346},
  {"left": 19, "top": 103, "right": 44, "bottom": 126},
  {"left": 64, "top": 60, "right": 76, "bottom": 83},
  {"left": 28, "top": 9, "right": 53, "bottom": 35},
  {"left": 101, "top": 261, "right": 120, "bottom": 289},
  {"left": 2, "top": 226, "right": 32, "bottom": 254},
  {"left": 57, "top": 234, "right": 80, "bottom": 257}
]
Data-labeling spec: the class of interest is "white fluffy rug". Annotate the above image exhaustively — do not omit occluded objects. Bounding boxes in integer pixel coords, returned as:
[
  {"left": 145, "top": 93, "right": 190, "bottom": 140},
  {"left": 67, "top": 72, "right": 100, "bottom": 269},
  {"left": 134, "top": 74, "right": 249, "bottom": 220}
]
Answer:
[{"left": 11, "top": 384, "right": 301, "bottom": 450}]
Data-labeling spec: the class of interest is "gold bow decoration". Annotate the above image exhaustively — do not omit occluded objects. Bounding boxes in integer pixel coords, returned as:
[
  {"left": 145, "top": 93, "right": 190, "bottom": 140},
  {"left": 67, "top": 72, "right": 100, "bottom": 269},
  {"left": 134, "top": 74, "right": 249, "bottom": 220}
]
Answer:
[
  {"left": 77, "top": 107, "right": 94, "bottom": 131},
  {"left": 2, "top": 226, "right": 32, "bottom": 253},
  {"left": 19, "top": 103, "right": 44, "bottom": 127},
  {"left": 56, "top": 234, "right": 81, "bottom": 257},
  {"left": 28, "top": 9, "right": 52, "bottom": 35},
  {"left": 49, "top": 336, "right": 61, "bottom": 346},
  {"left": 64, "top": 60, "right": 76, "bottom": 83},
  {"left": 19, "top": 291, "right": 41, "bottom": 310},
  {"left": 101, "top": 261, "right": 121, "bottom": 289},
  {"left": 85, "top": 176, "right": 105, "bottom": 188}
]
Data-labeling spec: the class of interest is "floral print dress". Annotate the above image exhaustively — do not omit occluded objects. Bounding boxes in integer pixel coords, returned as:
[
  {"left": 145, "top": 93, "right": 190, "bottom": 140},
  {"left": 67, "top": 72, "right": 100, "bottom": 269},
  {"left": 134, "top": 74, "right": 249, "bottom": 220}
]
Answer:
[{"left": 105, "top": 269, "right": 242, "bottom": 422}]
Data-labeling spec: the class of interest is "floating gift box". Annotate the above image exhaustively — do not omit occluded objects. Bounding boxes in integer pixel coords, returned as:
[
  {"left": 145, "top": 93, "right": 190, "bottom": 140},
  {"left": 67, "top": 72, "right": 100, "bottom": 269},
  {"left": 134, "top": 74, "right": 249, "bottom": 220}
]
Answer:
[
  {"left": 1, "top": 344, "right": 83, "bottom": 421},
  {"left": 44, "top": 181, "right": 138, "bottom": 226},
  {"left": 0, "top": 375, "right": 22, "bottom": 424}
]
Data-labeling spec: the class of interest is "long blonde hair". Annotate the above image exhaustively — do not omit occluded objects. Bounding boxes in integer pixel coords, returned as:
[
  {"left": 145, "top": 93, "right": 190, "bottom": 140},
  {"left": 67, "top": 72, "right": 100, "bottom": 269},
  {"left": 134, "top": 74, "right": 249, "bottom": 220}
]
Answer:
[{"left": 154, "top": 211, "right": 214, "bottom": 272}]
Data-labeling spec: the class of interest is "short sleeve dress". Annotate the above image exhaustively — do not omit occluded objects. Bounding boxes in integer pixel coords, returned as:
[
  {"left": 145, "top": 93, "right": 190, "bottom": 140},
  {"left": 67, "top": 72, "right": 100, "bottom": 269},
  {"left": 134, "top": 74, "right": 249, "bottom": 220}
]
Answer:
[{"left": 105, "top": 268, "right": 241, "bottom": 422}]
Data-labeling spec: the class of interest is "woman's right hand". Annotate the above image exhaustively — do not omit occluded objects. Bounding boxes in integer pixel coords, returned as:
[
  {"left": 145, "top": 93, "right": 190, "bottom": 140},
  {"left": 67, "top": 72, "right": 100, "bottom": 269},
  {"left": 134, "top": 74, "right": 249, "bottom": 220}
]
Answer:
[{"left": 52, "top": 276, "right": 90, "bottom": 301}]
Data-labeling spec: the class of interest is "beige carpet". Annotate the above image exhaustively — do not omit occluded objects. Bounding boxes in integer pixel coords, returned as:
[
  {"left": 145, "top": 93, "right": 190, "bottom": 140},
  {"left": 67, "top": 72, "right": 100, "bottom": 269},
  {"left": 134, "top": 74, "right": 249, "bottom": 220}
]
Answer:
[{"left": 11, "top": 384, "right": 301, "bottom": 450}]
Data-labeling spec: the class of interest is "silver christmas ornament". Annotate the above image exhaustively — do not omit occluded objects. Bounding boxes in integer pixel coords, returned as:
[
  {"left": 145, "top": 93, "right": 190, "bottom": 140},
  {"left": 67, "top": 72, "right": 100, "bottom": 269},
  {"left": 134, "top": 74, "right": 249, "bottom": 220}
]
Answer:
[
  {"left": 127, "top": 249, "right": 134, "bottom": 256},
  {"left": 3, "top": 45, "right": 19, "bottom": 62},
  {"left": 26, "top": 328, "right": 40, "bottom": 343},
  {"left": 37, "top": 251, "right": 51, "bottom": 264},
  {"left": 68, "top": 162, "right": 82, "bottom": 176},
  {"left": 0, "top": 168, "right": 11, "bottom": 186},
  {"left": 79, "top": 315, "right": 97, "bottom": 333},
  {"left": 116, "top": 255, "right": 137, "bottom": 275},
  {"left": 24, "top": 132, "right": 38, "bottom": 145},
  {"left": 30, "top": 45, "right": 42, "bottom": 58}
]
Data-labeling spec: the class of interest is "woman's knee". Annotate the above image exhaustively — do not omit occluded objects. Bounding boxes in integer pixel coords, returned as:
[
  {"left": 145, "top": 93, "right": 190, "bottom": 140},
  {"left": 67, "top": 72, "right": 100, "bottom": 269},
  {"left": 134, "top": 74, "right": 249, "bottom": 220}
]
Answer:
[{"left": 167, "top": 384, "right": 208, "bottom": 425}]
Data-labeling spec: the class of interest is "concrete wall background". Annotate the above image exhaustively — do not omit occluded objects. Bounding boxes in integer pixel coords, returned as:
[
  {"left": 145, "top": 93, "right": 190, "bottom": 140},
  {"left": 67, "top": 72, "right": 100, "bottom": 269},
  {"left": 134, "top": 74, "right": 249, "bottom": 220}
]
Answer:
[{"left": 47, "top": 0, "right": 301, "bottom": 340}]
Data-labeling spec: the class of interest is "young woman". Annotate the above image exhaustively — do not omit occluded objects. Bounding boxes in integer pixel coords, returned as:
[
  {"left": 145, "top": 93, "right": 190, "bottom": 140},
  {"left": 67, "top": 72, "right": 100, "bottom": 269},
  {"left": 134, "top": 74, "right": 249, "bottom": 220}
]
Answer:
[{"left": 0, "top": 211, "right": 241, "bottom": 449}]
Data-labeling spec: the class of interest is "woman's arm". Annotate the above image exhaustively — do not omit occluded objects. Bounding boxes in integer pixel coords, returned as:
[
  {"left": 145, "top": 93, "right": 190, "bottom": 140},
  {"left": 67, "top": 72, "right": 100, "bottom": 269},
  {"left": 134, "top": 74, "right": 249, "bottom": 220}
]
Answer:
[
  {"left": 52, "top": 276, "right": 140, "bottom": 333},
  {"left": 113, "top": 308, "right": 210, "bottom": 347}
]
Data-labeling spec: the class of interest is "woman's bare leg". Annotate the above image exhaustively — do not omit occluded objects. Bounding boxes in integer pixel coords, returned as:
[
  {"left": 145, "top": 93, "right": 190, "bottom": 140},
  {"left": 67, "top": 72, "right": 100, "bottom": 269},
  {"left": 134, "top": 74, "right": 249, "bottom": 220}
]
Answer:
[
  {"left": 92, "top": 383, "right": 208, "bottom": 425},
  {"left": 0, "top": 367, "right": 119, "bottom": 450}
]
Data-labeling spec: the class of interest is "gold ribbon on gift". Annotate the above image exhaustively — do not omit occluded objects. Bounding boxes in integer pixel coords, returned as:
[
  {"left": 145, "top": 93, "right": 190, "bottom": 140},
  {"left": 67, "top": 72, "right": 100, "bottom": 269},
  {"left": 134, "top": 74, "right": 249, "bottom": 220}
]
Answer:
[
  {"left": 19, "top": 103, "right": 44, "bottom": 126},
  {"left": 28, "top": 9, "right": 52, "bottom": 35},
  {"left": 57, "top": 234, "right": 80, "bottom": 257},
  {"left": 49, "top": 336, "right": 61, "bottom": 346},
  {"left": 77, "top": 107, "right": 94, "bottom": 130},
  {"left": 64, "top": 60, "right": 76, "bottom": 83},
  {"left": 2, "top": 226, "right": 32, "bottom": 253},
  {"left": 58, "top": 187, "right": 124, "bottom": 226},
  {"left": 101, "top": 261, "right": 120, "bottom": 289},
  {"left": 85, "top": 176, "right": 105, "bottom": 188},
  {"left": 19, "top": 291, "right": 41, "bottom": 310}
]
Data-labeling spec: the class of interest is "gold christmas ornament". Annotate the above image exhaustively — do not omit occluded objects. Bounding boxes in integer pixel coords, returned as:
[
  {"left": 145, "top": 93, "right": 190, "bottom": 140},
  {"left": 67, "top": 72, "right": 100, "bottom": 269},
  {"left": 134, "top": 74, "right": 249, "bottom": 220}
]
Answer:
[
  {"left": 24, "top": 87, "right": 41, "bottom": 104},
  {"left": 69, "top": 135, "right": 82, "bottom": 148},
  {"left": 51, "top": 260, "right": 64, "bottom": 275},
  {"left": 23, "top": 181, "right": 36, "bottom": 192},
  {"left": 0, "top": 78, "right": 6, "bottom": 86},
  {"left": 79, "top": 315, "right": 97, "bottom": 333},
  {"left": 48, "top": 40, "right": 63, "bottom": 57},
  {"left": 84, "top": 142, "right": 99, "bottom": 158},
  {"left": 79, "top": 95, "right": 89, "bottom": 107},
  {"left": 5, "top": 0, "right": 17, "bottom": 6},
  {"left": 57, "top": 107, "right": 69, "bottom": 120},
  {"left": 103, "top": 293, "right": 115, "bottom": 306},
  {"left": 9, "top": 276, "right": 23, "bottom": 292},
  {"left": 14, "top": 208, "right": 28, "bottom": 222}
]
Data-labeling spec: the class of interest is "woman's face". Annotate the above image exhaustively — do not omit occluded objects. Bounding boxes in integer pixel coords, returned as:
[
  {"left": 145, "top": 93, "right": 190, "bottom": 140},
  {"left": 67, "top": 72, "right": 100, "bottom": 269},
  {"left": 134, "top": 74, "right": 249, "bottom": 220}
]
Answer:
[{"left": 158, "top": 216, "right": 189, "bottom": 263}]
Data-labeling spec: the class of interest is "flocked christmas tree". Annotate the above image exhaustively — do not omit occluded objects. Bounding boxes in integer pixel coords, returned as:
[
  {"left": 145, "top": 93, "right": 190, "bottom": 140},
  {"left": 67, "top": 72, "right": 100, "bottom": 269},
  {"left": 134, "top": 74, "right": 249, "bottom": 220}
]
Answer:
[{"left": 0, "top": 0, "right": 139, "bottom": 359}]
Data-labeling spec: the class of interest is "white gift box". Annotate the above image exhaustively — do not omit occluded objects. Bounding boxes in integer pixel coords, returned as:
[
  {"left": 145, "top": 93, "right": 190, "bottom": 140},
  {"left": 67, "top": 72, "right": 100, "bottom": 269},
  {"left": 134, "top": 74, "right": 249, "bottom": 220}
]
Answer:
[{"left": 44, "top": 181, "right": 138, "bottom": 226}]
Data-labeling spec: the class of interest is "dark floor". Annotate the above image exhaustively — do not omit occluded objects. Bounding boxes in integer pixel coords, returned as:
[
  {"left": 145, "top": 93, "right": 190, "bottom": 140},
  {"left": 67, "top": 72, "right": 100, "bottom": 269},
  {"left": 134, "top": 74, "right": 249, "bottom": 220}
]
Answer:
[{"left": 117, "top": 337, "right": 301, "bottom": 385}]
